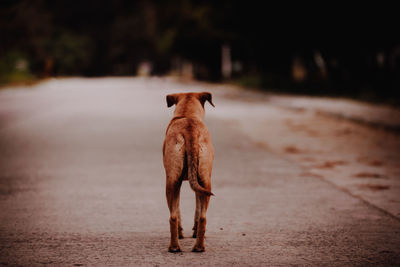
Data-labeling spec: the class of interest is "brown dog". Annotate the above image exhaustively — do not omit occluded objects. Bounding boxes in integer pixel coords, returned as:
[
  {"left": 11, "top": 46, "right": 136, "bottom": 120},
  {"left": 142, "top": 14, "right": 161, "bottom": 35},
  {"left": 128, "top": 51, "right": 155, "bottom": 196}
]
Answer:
[{"left": 163, "top": 92, "right": 215, "bottom": 253}]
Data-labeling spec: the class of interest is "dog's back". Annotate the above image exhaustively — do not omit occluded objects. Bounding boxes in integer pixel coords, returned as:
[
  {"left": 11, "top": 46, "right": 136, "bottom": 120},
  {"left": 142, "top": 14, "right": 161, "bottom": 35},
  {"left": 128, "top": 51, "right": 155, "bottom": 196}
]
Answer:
[{"left": 163, "top": 116, "right": 213, "bottom": 195}]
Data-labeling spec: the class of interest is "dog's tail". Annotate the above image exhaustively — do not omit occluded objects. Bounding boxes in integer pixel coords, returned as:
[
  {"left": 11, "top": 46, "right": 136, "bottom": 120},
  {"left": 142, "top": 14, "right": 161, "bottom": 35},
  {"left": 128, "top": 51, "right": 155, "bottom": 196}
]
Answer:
[{"left": 185, "top": 130, "right": 214, "bottom": 197}]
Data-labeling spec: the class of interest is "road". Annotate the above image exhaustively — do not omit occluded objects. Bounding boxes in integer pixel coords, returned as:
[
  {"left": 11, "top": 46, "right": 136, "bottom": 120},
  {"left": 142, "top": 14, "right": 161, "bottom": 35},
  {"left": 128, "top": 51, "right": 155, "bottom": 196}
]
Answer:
[{"left": 0, "top": 77, "right": 399, "bottom": 266}]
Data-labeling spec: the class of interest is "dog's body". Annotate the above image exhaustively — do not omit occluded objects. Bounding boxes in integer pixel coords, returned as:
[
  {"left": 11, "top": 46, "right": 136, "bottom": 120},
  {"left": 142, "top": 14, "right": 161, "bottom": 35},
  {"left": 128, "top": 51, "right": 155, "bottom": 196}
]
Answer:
[{"left": 163, "top": 92, "right": 214, "bottom": 252}]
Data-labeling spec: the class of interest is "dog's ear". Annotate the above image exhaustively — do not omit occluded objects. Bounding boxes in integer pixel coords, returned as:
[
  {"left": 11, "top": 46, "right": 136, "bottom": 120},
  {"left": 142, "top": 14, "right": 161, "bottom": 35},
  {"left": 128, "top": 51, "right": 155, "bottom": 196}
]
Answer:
[
  {"left": 198, "top": 92, "right": 215, "bottom": 107},
  {"left": 166, "top": 94, "right": 178, "bottom": 107}
]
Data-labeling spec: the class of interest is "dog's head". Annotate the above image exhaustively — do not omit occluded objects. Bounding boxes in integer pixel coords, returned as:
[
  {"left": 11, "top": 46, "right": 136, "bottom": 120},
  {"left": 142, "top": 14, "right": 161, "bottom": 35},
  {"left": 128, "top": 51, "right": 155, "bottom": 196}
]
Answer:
[{"left": 166, "top": 92, "right": 215, "bottom": 108}]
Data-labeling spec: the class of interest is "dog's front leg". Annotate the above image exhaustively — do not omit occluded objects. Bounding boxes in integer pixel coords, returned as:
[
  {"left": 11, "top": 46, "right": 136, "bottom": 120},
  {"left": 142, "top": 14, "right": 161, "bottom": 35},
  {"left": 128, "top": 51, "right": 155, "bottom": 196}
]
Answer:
[
  {"left": 178, "top": 204, "right": 184, "bottom": 239},
  {"left": 166, "top": 180, "right": 182, "bottom": 252}
]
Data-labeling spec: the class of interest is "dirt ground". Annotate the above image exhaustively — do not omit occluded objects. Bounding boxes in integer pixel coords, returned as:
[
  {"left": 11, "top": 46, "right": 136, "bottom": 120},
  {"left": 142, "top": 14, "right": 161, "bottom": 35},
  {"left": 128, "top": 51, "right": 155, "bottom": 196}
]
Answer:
[{"left": 0, "top": 77, "right": 399, "bottom": 266}]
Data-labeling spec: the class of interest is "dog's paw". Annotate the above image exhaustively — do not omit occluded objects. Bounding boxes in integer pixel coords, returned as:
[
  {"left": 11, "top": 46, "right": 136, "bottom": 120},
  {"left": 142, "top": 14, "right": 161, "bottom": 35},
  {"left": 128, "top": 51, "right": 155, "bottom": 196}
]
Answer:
[
  {"left": 192, "top": 245, "right": 205, "bottom": 252},
  {"left": 168, "top": 245, "right": 182, "bottom": 253}
]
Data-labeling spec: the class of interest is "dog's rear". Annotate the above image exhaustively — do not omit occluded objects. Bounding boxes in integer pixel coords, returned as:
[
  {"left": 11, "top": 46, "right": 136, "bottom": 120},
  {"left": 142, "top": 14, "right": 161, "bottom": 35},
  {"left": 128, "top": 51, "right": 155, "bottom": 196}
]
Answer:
[{"left": 163, "top": 92, "right": 214, "bottom": 252}]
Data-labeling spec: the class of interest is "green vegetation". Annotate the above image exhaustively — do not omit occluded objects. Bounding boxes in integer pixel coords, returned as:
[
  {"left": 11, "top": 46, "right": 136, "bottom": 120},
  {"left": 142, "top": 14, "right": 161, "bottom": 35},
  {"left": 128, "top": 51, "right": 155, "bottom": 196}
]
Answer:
[
  {"left": 0, "top": 1, "right": 398, "bottom": 103},
  {"left": 0, "top": 51, "right": 35, "bottom": 85}
]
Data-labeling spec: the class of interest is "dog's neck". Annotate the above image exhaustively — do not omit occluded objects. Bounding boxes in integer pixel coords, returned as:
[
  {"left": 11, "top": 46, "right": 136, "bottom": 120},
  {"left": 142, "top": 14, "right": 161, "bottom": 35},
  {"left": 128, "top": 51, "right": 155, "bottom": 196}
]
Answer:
[{"left": 173, "top": 97, "right": 205, "bottom": 121}]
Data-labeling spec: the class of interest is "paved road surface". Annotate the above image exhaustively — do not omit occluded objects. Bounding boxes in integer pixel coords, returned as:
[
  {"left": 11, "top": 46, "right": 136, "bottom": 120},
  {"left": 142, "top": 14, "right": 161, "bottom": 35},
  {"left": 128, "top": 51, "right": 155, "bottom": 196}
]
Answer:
[{"left": 0, "top": 78, "right": 399, "bottom": 266}]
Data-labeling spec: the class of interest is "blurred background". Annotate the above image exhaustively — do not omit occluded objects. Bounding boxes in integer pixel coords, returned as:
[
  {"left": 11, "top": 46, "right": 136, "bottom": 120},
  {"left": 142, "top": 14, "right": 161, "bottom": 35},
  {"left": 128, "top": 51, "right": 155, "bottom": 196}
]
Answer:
[
  {"left": 1, "top": 0, "right": 399, "bottom": 104},
  {"left": 1, "top": 2, "right": 400, "bottom": 265}
]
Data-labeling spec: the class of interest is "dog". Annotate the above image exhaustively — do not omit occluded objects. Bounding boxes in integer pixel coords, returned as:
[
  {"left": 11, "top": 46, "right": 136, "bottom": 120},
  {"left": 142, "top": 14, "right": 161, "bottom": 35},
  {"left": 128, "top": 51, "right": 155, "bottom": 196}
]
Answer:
[{"left": 163, "top": 92, "right": 215, "bottom": 253}]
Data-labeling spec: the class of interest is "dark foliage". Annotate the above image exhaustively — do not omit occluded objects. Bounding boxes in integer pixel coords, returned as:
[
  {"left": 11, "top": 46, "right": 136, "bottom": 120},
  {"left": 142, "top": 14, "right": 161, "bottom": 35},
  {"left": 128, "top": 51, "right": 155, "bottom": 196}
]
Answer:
[{"left": 1, "top": 0, "right": 399, "bottom": 103}]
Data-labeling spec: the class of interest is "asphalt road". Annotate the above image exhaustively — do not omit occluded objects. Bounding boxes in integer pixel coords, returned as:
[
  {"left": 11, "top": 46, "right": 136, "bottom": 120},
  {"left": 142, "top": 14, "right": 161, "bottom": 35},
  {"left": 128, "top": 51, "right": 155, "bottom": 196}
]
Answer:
[{"left": 0, "top": 77, "right": 399, "bottom": 266}]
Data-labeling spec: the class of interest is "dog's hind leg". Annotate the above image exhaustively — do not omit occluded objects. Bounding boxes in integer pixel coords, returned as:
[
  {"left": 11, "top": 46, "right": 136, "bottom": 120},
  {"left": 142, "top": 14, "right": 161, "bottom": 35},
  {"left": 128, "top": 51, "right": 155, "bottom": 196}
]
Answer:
[
  {"left": 166, "top": 179, "right": 182, "bottom": 252},
  {"left": 192, "top": 195, "right": 200, "bottom": 238},
  {"left": 192, "top": 192, "right": 210, "bottom": 252}
]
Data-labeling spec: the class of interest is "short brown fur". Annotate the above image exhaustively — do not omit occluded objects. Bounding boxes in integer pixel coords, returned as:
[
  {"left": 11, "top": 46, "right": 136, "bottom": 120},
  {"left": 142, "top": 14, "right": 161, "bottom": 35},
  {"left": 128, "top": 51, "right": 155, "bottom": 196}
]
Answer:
[{"left": 163, "top": 92, "right": 215, "bottom": 253}]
